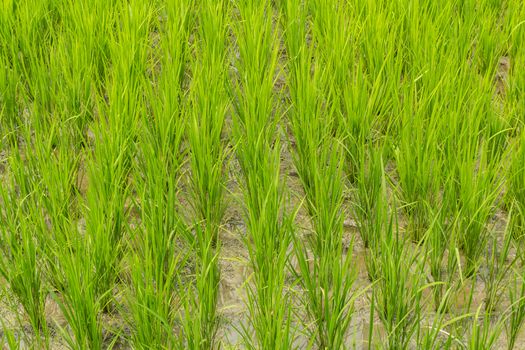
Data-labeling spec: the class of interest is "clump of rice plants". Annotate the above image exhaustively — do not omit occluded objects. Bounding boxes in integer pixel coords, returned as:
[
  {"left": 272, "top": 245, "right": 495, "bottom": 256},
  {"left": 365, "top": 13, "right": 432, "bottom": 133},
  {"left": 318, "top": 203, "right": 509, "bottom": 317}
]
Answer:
[
  {"left": 182, "top": 0, "right": 230, "bottom": 348},
  {"left": 84, "top": 1, "right": 153, "bottom": 312},
  {"left": 282, "top": 1, "right": 357, "bottom": 347},
  {"left": 508, "top": 131, "right": 525, "bottom": 244},
  {"left": 506, "top": 254, "right": 525, "bottom": 350},
  {"left": 367, "top": 196, "right": 428, "bottom": 349},
  {"left": 125, "top": 1, "right": 192, "bottom": 349},
  {"left": 230, "top": 1, "right": 294, "bottom": 348},
  {"left": 0, "top": 147, "right": 48, "bottom": 347}
]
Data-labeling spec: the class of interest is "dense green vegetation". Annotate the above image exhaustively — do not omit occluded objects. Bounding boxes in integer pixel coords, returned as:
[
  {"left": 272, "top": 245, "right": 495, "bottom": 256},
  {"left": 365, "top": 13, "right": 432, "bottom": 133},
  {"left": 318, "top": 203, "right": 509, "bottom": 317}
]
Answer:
[{"left": 0, "top": 0, "right": 524, "bottom": 348}]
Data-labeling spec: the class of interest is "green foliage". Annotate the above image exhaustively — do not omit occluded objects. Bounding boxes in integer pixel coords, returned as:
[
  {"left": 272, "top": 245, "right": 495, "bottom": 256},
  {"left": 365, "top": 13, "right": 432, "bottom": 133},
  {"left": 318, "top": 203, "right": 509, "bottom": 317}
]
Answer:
[{"left": 0, "top": 0, "right": 524, "bottom": 348}]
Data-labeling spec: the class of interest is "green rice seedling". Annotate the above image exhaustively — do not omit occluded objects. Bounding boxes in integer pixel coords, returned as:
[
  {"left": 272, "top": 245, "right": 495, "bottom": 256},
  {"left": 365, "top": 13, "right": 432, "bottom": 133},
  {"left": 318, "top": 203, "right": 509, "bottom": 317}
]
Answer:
[
  {"left": 361, "top": 162, "right": 412, "bottom": 349},
  {"left": 290, "top": 152, "right": 356, "bottom": 347},
  {"left": 308, "top": 0, "right": 385, "bottom": 184},
  {"left": 1, "top": 11, "right": 94, "bottom": 342},
  {"left": 307, "top": 0, "right": 354, "bottom": 94},
  {"left": 357, "top": 7, "right": 408, "bottom": 145},
  {"left": 508, "top": 131, "right": 525, "bottom": 244},
  {"left": 282, "top": 6, "right": 358, "bottom": 346},
  {"left": 0, "top": 1, "right": 55, "bottom": 141},
  {"left": 55, "top": 0, "right": 116, "bottom": 111},
  {"left": 231, "top": 1, "right": 293, "bottom": 348},
  {"left": 22, "top": 131, "right": 105, "bottom": 347},
  {"left": 434, "top": 176, "right": 466, "bottom": 311},
  {"left": 48, "top": 177, "right": 104, "bottom": 349},
  {"left": 340, "top": 61, "right": 392, "bottom": 185},
  {"left": 0, "top": 145, "right": 48, "bottom": 347},
  {"left": 395, "top": 99, "right": 443, "bottom": 242},
  {"left": 84, "top": 0, "right": 153, "bottom": 311},
  {"left": 506, "top": 259, "right": 525, "bottom": 350},
  {"left": 14, "top": 113, "right": 106, "bottom": 350},
  {"left": 503, "top": 10, "right": 525, "bottom": 130},
  {"left": 1, "top": 0, "right": 112, "bottom": 144},
  {"left": 84, "top": 105, "right": 131, "bottom": 313},
  {"left": 125, "top": 2, "right": 191, "bottom": 349},
  {"left": 4, "top": 3, "right": 116, "bottom": 343},
  {"left": 0, "top": 55, "right": 20, "bottom": 144},
  {"left": 466, "top": 304, "right": 507, "bottom": 350},
  {"left": 423, "top": 201, "right": 451, "bottom": 311},
  {"left": 369, "top": 201, "right": 428, "bottom": 349},
  {"left": 393, "top": 0, "right": 494, "bottom": 244},
  {"left": 0, "top": 8, "right": 17, "bottom": 132},
  {"left": 339, "top": 67, "right": 372, "bottom": 184},
  {"left": 276, "top": 0, "right": 307, "bottom": 62},
  {"left": 128, "top": 136, "right": 186, "bottom": 350},
  {"left": 423, "top": 189, "right": 469, "bottom": 315},
  {"left": 22, "top": 127, "right": 80, "bottom": 296},
  {"left": 51, "top": 243, "right": 106, "bottom": 350},
  {"left": 417, "top": 288, "right": 471, "bottom": 350},
  {"left": 1, "top": 328, "right": 20, "bottom": 350},
  {"left": 361, "top": 154, "right": 390, "bottom": 284},
  {"left": 26, "top": 8, "right": 99, "bottom": 144},
  {"left": 452, "top": 140, "right": 502, "bottom": 278},
  {"left": 182, "top": 1, "right": 230, "bottom": 347},
  {"left": 187, "top": 0, "right": 229, "bottom": 241},
  {"left": 44, "top": 36, "right": 92, "bottom": 145},
  {"left": 483, "top": 216, "right": 515, "bottom": 312},
  {"left": 180, "top": 228, "right": 222, "bottom": 349},
  {"left": 127, "top": 245, "right": 185, "bottom": 350},
  {"left": 353, "top": 146, "right": 386, "bottom": 251},
  {"left": 2, "top": 0, "right": 55, "bottom": 93}
]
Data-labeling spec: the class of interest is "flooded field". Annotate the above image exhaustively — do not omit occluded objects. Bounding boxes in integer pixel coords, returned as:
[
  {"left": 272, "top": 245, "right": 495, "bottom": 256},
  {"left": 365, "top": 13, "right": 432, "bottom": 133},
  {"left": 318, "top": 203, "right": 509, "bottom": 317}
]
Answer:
[{"left": 1, "top": 0, "right": 525, "bottom": 349}]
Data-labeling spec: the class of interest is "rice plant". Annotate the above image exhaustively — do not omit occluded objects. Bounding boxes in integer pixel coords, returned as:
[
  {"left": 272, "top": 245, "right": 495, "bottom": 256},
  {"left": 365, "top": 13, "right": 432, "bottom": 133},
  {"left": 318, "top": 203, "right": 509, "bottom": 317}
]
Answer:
[
  {"left": 282, "top": 2, "right": 357, "bottom": 347},
  {"left": 483, "top": 217, "right": 515, "bottom": 312},
  {"left": 231, "top": 1, "right": 294, "bottom": 348},
  {"left": 0, "top": 146, "right": 48, "bottom": 347},
  {"left": 508, "top": 131, "right": 525, "bottom": 244},
  {"left": 506, "top": 257, "right": 525, "bottom": 350},
  {"left": 368, "top": 200, "right": 428, "bottom": 349},
  {"left": 84, "top": 0, "right": 153, "bottom": 312},
  {"left": 182, "top": 0, "right": 229, "bottom": 348},
  {"left": 353, "top": 146, "right": 387, "bottom": 252},
  {"left": 125, "top": 1, "right": 192, "bottom": 348}
]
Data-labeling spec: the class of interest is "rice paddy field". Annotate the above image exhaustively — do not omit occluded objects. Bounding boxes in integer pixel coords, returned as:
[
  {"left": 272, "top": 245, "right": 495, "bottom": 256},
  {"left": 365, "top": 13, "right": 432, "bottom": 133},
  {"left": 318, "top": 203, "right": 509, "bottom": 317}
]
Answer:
[{"left": 1, "top": 0, "right": 525, "bottom": 349}]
